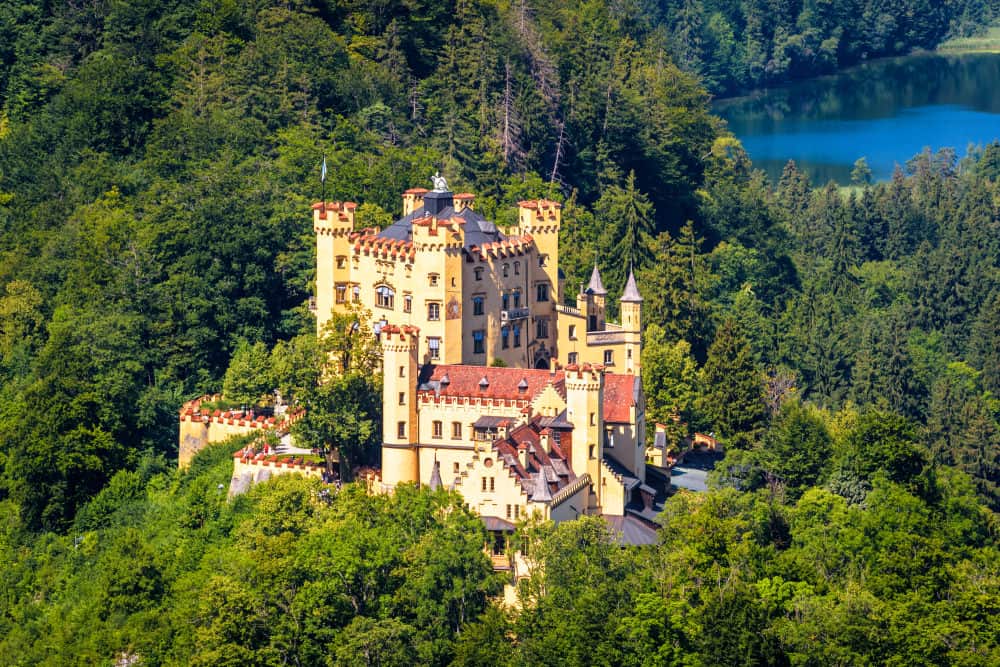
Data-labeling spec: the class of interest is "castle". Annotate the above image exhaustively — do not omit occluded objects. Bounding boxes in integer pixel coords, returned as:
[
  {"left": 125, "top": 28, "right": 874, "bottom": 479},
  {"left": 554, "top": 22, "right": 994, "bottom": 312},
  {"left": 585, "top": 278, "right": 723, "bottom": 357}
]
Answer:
[
  {"left": 329, "top": 177, "right": 660, "bottom": 544},
  {"left": 313, "top": 175, "right": 642, "bottom": 372},
  {"left": 180, "top": 177, "right": 661, "bottom": 545}
]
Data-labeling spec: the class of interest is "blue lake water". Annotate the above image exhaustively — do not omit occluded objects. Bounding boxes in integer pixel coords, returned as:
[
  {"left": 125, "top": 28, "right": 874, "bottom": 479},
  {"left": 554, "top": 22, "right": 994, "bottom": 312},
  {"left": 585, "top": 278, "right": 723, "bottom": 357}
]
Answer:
[{"left": 714, "top": 53, "right": 1000, "bottom": 184}]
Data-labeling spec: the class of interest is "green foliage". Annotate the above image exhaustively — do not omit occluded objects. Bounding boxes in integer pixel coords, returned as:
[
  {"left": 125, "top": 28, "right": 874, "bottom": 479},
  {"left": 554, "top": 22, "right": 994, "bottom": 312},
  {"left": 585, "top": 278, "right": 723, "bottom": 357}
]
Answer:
[
  {"left": 222, "top": 339, "right": 272, "bottom": 407},
  {"left": 699, "top": 318, "right": 768, "bottom": 449}
]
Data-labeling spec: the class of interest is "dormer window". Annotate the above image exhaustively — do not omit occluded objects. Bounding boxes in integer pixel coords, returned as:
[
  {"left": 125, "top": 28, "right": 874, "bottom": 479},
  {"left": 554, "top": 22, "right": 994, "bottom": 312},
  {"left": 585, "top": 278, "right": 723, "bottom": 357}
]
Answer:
[{"left": 479, "top": 376, "right": 490, "bottom": 389}]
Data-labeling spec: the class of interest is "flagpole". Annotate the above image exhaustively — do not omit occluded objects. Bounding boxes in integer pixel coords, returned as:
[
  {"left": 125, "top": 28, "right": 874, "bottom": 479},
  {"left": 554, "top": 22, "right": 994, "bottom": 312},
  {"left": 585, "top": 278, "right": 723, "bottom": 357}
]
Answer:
[{"left": 320, "top": 155, "right": 328, "bottom": 213}]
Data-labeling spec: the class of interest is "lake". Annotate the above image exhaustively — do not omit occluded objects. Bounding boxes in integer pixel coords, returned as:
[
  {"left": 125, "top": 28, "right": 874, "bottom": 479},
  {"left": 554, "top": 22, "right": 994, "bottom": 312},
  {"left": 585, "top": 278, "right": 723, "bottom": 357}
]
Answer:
[{"left": 714, "top": 53, "right": 1000, "bottom": 185}]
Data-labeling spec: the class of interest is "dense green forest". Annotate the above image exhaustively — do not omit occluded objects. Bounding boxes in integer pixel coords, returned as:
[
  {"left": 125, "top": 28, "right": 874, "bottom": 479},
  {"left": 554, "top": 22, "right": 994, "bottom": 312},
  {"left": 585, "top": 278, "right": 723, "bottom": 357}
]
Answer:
[{"left": 1, "top": 0, "right": 1000, "bottom": 664}]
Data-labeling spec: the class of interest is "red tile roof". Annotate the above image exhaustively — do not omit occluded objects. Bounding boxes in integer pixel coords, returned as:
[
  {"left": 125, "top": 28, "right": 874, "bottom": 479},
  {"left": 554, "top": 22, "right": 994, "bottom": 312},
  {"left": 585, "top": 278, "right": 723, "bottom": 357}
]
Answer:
[
  {"left": 419, "top": 365, "right": 637, "bottom": 423},
  {"left": 603, "top": 374, "right": 638, "bottom": 423},
  {"left": 420, "top": 365, "right": 561, "bottom": 402}
]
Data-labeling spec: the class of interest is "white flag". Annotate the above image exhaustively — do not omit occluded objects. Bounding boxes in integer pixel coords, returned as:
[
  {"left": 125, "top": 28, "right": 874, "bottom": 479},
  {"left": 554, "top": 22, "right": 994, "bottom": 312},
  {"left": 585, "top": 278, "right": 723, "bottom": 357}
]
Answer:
[{"left": 321, "top": 156, "right": 328, "bottom": 183}]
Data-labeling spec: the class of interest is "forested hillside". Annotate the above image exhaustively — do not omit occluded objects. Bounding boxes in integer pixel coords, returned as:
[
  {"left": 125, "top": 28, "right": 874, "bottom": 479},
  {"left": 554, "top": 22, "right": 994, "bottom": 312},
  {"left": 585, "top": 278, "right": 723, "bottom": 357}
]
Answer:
[{"left": 1, "top": 1, "right": 1000, "bottom": 664}]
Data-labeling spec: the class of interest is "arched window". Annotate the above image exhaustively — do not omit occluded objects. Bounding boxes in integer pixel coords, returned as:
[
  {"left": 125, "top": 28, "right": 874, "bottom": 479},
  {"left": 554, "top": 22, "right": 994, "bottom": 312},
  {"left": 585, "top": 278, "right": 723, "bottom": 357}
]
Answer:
[{"left": 375, "top": 285, "right": 395, "bottom": 309}]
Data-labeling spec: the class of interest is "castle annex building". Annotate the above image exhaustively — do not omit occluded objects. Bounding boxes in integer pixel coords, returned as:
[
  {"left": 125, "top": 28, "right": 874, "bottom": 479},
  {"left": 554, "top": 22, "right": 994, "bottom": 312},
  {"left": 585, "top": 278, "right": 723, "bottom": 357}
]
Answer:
[
  {"left": 379, "top": 326, "right": 659, "bottom": 542},
  {"left": 313, "top": 177, "right": 642, "bottom": 372}
]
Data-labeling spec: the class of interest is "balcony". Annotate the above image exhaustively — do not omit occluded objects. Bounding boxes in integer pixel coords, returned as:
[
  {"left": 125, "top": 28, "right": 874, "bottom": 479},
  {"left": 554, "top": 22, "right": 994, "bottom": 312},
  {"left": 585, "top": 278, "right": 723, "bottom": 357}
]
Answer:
[{"left": 500, "top": 307, "right": 529, "bottom": 322}]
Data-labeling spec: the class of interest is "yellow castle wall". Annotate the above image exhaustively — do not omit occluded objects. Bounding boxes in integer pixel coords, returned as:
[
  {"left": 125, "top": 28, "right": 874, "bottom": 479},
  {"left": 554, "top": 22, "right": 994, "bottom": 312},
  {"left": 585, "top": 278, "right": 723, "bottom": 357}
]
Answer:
[{"left": 315, "top": 194, "right": 565, "bottom": 369}]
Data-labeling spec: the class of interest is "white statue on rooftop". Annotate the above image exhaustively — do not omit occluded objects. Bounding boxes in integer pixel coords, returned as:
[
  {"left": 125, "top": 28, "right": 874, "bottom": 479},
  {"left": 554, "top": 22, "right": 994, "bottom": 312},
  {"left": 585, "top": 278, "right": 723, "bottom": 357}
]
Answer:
[{"left": 431, "top": 171, "right": 448, "bottom": 192}]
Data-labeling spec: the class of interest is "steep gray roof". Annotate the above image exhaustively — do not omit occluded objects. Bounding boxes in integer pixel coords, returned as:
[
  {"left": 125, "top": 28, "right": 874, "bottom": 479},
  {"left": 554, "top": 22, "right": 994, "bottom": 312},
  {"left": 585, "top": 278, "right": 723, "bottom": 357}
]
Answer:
[
  {"left": 378, "top": 205, "right": 504, "bottom": 249},
  {"left": 428, "top": 459, "right": 443, "bottom": 491},
  {"left": 620, "top": 269, "right": 643, "bottom": 302},
  {"left": 587, "top": 264, "right": 607, "bottom": 295}
]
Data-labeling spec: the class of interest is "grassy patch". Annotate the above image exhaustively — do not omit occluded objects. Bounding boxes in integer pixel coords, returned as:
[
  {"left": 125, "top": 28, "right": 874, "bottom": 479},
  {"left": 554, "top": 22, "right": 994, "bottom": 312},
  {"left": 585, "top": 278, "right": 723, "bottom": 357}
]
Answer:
[{"left": 938, "top": 26, "right": 1000, "bottom": 53}]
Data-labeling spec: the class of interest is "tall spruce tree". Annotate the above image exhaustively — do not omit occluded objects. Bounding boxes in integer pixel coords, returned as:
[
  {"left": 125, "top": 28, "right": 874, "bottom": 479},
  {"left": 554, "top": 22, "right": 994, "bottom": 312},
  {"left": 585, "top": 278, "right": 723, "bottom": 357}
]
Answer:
[{"left": 699, "top": 318, "right": 768, "bottom": 449}]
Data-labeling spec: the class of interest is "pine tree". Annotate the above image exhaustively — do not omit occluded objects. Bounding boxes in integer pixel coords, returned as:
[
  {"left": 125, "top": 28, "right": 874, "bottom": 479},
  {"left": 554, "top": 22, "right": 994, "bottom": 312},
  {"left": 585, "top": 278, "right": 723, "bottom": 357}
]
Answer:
[{"left": 699, "top": 318, "right": 768, "bottom": 449}]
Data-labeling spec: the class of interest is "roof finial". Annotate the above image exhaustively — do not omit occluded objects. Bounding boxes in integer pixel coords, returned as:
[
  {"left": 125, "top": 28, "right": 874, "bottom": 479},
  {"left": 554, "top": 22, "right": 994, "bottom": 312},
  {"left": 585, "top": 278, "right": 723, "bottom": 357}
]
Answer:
[{"left": 431, "top": 171, "right": 449, "bottom": 192}]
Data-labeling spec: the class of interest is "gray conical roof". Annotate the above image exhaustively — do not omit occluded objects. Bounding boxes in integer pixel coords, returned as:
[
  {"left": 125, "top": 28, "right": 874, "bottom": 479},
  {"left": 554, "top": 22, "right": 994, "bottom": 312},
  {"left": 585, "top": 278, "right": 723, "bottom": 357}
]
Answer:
[
  {"left": 531, "top": 473, "right": 552, "bottom": 502},
  {"left": 620, "top": 269, "right": 643, "bottom": 302},
  {"left": 428, "top": 459, "right": 442, "bottom": 491},
  {"left": 587, "top": 264, "right": 607, "bottom": 295}
]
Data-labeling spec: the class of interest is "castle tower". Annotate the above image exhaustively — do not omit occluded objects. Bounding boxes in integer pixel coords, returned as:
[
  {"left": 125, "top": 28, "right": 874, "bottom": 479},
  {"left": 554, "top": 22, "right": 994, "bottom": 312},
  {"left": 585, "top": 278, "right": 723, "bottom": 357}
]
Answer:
[
  {"left": 576, "top": 264, "right": 607, "bottom": 332},
  {"left": 380, "top": 325, "right": 420, "bottom": 489},
  {"left": 565, "top": 363, "right": 604, "bottom": 509},
  {"left": 409, "top": 178, "right": 465, "bottom": 364},
  {"left": 518, "top": 199, "right": 561, "bottom": 302},
  {"left": 314, "top": 201, "right": 356, "bottom": 334},
  {"left": 620, "top": 268, "right": 643, "bottom": 374},
  {"left": 402, "top": 188, "right": 428, "bottom": 216}
]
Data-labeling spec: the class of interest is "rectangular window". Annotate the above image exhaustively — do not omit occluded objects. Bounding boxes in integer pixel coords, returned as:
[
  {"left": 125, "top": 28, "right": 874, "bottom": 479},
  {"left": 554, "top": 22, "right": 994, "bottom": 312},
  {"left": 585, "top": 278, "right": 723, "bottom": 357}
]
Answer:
[
  {"left": 514, "top": 505, "right": 520, "bottom": 519},
  {"left": 452, "top": 422, "right": 463, "bottom": 439},
  {"left": 501, "top": 326, "right": 509, "bottom": 349},
  {"left": 335, "top": 284, "right": 347, "bottom": 304},
  {"left": 481, "top": 477, "right": 487, "bottom": 492},
  {"left": 502, "top": 263, "right": 509, "bottom": 277},
  {"left": 398, "top": 392, "right": 405, "bottom": 405},
  {"left": 336, "top": 256, "right": 347, "bottom": 269},
  {"left": 513, "top": 324, "right": 521, "bottom": 348},
  {"left": 604, "top": 350, "right": 613, "bottom": 365},
  {"left": 536, "top": 283, "right": 548, "bottom": 302},
  {"left": 513, "top": 290, "right": 521, "bottom": 308},
  {"left": 514, "top": 261, "right": 520, "bottom": 275},
  {"left": 432, "top": 420, "right": 443, "bottom": 439},
  {"left": 502, "top": 293, "right": 510, "bottom": 311},
  {"left": 536, "top": 318, "right": 548, "bottom": 339},
  {"left": 472, "top": 296, "right": 484, "bottom": 316},
  {"left": 473, "top": 330, "right": 486, "bottom": 354},
  {"left": 428, "top": 274, "right": 439, "bottom": 286},
  {"left": 352, "top": 285, "right": 360, "bottom": 302},
  {"left": 403, "top": 295, "right": 412, "bottom": 313},
  {"left": 489, "top": 477, "right": 495, "bottom": 492},
  {"left": 397, "top": 421, "right": 406, "bottom": 439},
  {"left": 428, "top": 302, "right": 440, "bottom": 320},
  {"left": 569, "top": 324, "right": 577, "bottom": 339},
  {"left": 506, "top": 504, "right": 512, "bottom": 519},
  {"left": 568, "top": 352, "right": 578, "bottom": 364},
  {"left": 475, "top": 267, "right": 484, "bottom": 281},
  {"left": 428, "top": 337, "right": 441, "bottom": 360}
]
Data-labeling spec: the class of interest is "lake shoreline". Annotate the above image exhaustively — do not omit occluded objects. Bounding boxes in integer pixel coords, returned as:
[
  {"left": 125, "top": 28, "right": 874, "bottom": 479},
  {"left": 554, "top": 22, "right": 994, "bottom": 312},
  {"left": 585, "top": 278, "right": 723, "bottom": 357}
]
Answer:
[{"left": 713, "top": 52, "right": 1000, "bottom": 185}]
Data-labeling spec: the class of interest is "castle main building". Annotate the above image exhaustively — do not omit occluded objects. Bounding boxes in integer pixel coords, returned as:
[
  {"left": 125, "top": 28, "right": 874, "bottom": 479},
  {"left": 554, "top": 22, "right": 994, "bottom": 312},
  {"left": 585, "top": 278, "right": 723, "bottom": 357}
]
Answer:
[
  {"left": 313, "top": 177, "right": 642, "bottom": 372},
  {"left": 313, "top": 178, "right": 658, "bottom": 544}
]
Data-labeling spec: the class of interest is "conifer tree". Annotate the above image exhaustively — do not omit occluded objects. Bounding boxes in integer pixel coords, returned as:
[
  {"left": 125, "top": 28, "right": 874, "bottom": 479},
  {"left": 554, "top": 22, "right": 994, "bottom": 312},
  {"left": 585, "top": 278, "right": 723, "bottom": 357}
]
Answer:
[{"left": 699, "top": 318, "right": 768, "bottom": 449}]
